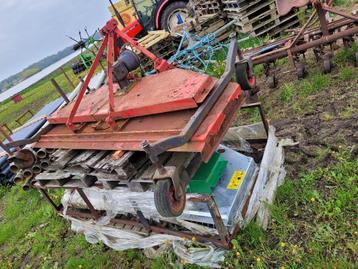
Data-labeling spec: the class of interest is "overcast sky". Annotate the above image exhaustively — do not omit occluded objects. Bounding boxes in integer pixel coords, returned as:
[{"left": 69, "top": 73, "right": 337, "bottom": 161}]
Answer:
[{"left": 0, "top": 0, "right": 109, "bottom": 81}]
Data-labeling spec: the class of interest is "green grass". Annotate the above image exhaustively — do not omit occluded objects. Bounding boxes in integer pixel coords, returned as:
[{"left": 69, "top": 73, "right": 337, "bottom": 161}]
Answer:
[
  {"left": 279, "top": 83, "right": 295, "bottom": 102},
  {"left": 0, "top": 66, "right": 81, "bottom": 138},
  {"left": 339, "top": 66, "right": 356, "bottom": 81},
  {"left": 276, "top": 69, "right": 336, "bottom": 114},
  {"left": 333, "top": 44, "right": 358, "bottom": 67},
  {"left": 222, "top": 149, "right": 357, "bottom": 269},
  {"left": 333, "top": 0, "right": 357, "bottom": 7}
]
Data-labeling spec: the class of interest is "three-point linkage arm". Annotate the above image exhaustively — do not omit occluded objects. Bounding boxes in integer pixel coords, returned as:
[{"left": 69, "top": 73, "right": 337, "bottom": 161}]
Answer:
[{"left": 65, "top": 18, "right": 173, "bottom": 131}]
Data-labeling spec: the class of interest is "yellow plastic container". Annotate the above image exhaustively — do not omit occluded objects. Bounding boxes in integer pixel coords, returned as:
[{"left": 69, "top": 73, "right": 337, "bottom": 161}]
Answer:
[{"left": 108, "top": 1, "right": 138, "bottom": 28}]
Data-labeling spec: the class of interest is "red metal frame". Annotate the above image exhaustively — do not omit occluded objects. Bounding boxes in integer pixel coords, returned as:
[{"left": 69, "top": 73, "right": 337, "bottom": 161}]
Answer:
[
  {"left": 48, "top": 69, "right": 216, "bottom": 124},
  {"left": 66, "top": 19, "right": 174, "bottom": 131},
  {"left": 34, "top": 82, "right": 245, "bottom": 162}
]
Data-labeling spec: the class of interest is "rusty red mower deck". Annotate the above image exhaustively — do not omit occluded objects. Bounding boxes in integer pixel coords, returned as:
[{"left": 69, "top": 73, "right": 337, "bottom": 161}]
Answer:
[
  {"left": 48, "top": 68, "right": 217, "bottom": 124},
  {"left": 35, "top": 81, "right": 244, "bottom": 162}
]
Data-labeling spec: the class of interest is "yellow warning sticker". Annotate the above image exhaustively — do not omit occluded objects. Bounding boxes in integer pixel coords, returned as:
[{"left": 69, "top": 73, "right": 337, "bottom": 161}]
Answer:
[{"left": 226, "top": 170, "right": 245, "bottom": 190}]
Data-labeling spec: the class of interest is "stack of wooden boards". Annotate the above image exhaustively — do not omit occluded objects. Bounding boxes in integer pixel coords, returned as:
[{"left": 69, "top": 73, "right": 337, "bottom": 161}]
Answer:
[{"left": 187, "top": 0, "right": 301, "bottom": 37}]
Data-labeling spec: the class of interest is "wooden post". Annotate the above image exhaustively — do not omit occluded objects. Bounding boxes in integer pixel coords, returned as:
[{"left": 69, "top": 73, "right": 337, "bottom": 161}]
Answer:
[
  {"left": 60, "top": 67, "right": 75, "bottom": 89},
  {"left": 51, "top": 78, "right": 70, "bottom": 104}
]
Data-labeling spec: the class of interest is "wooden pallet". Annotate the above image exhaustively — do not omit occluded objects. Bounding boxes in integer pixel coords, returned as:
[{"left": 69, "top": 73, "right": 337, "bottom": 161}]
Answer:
[
  {"left": 138, "top": 31, "right": 170, "bottom": 49},
  {"left": 232, "top": 9, "right": 278, "bottom": 34},
  {"left": 224, "top": 0, "right": 275, "bottom": 21},
  {"left": 255, "top": 9, "right": 300, "bottom": 37}
]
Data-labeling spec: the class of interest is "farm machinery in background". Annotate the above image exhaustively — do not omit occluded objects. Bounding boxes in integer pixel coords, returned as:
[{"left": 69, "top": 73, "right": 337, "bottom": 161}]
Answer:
[
  {"left": 108, "top": 0, "right": 189, "bottom": 34},
  {"left": 68, "top": 29, "right": 103, "bottom": 75},
  {"left": 237, "top": 0, "right": 358, "bottom": 88}
]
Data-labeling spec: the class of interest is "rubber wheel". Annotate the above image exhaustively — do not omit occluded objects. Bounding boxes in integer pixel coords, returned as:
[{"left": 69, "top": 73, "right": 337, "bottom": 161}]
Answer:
[
  {"left": 154, "top": 178, "right": 186, "bottom": 217},
  {"left": 323, "top": 59, "right": 331, "bottom": 74},
  {"left": 72, "top": 62, "right": 85, "bottom": 75},
  {"left": 160, "top": 1, "right": 188, "bottom": 33},
  {"left": 268, "top": 75, "right": 277, "bottom": 88},
  {"left": 235, "top": 63, "right": 256, "bottom": 91}
]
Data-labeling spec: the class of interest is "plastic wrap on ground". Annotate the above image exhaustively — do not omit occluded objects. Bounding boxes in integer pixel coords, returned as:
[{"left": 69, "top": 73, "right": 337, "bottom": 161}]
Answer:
[
  {"left": 62, "top": 188, "right": 218, "bottom": 235},
  {"left": 64, "top": 215, "right": 226, "bottom": 267}
]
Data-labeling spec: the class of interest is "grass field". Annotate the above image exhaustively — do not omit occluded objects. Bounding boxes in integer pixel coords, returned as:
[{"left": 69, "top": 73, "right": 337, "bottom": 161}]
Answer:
[{"left": 0, "top": 66, "right": 80, "bottom": 136}]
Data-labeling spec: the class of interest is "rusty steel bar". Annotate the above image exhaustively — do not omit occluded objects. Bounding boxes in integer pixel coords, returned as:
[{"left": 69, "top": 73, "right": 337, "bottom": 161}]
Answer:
[
  {"left": 288, "top": 9, "right": 317, "bottom": 49},
  {"left": 60, "top": 67, "right": 75, "bottom": 89},
  {"left": 241, "top": 102, "right": 269, "bottom": 136},
  {"left": 4, "top": 123, "right": 53, "bottom": 150},
  {"left": 189, "top": 195, "right": 230, "bottom": 248},
  {"left": 0, "top": 125, "right": 20, "bottom": 152},
  {"left": 316, "top": 2, "right": 329, "bottom": 36},
  {"left": 0, "top": 141, "right": 11, "bottom": 155},
  {"left": 206, "top": 196, "right": 230, "bottom": 248},
  {"left": 322, "top": 4, "right": 358, "bottom": 22},
  {"left": 252, "top": 26, "right": 358, "bottom": 64},
  {"left": 0, "top": 123, "right": 12, "bottom": 135},
  {"left": 106, "top": 30, "right": 116, "bottom": 129},
  {"left": 39, "top": 189, "right": 63, "bottom": 211},
  {"left": 66, "top": 34, "right": 109, "bottom": 130},
  {"left": 51, "top": 78, "right": 70, "bottom": 104},
  {"left": 15, "top": 110, "right": 34, "bottom": 126},
  {"left": 76, "top": 188, "right": 101, "bottom": 220}
]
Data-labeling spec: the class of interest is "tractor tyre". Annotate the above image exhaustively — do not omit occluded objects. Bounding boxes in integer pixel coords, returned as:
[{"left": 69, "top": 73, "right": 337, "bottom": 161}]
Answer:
[
  {"left": 154, "top": 178, "right": 186, "bottom": 217},
  {"left": 160, "top": 1, "right": 188, "bottom": 34}
]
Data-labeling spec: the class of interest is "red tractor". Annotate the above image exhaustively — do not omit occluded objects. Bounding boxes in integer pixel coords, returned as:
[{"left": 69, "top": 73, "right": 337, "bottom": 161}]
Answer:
[{"left": 108, "top": 0, "right": 189, "bottom": 35}]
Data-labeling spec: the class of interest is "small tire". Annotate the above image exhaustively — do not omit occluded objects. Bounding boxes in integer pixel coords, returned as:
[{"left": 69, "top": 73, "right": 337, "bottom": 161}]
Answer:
[
  {"left": 235, "top": 63, "right": 256, "bottom": 91},
  {"left": 160, "top": 1, "right": 188, "bottom": 33},
  {"left": 154, "top": 178, "right": 186, "bottom": 217}
]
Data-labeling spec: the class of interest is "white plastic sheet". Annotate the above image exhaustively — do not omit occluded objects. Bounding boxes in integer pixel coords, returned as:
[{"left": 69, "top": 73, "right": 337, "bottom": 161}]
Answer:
[{"left": 64, "top": 215, "right": 226, "bottom": 267}]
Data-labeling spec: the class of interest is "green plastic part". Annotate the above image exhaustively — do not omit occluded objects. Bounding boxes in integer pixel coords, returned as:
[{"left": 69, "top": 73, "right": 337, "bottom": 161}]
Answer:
[{"left": 186, "top": 152, "right": 227, "bottom": 194}]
